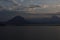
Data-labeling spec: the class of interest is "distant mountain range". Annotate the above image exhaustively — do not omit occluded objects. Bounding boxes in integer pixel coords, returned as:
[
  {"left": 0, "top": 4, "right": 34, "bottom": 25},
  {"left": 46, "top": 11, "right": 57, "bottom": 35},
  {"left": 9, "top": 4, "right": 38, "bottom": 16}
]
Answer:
[
  {"left": 0, "top": 10, "right": 60, "bottom": 26},
  {"left": 27, "top": 16, "right": 60, "bottom": 24},
  {"left": 6, "top": 16, "right": 28, "bottom": 26},
  {"left": 0, "top": 15, "right": 60, "bottom": 26}
]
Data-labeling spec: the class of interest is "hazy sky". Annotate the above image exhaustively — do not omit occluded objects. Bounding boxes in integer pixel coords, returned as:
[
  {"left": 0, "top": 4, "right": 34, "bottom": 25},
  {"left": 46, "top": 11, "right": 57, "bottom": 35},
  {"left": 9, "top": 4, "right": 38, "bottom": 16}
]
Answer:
[
  {"left": 0, "top": 0, "right": 60, "bottom": 21},
  {"left": 0, "top": 0, "right": 60, "bottom": 13}
]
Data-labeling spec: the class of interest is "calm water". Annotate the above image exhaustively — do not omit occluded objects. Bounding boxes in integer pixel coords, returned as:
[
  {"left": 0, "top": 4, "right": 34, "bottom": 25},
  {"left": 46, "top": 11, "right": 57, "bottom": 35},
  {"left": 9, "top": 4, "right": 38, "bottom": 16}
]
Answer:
[{"left": 0, "top": 26, "right": 60, "bottom": 40}]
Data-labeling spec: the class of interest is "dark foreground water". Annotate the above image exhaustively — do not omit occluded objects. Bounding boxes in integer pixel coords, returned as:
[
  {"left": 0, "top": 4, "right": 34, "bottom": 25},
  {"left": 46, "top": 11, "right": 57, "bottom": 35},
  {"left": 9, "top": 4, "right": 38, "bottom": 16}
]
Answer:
[{"left": 0, "top": 26, "right": 60, "bottom": 40}]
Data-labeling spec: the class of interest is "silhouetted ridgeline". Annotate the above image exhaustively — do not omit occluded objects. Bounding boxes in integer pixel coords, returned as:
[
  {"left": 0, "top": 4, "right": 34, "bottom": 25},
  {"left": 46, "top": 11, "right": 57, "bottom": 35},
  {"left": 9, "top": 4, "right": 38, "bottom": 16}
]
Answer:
[
  {"left": 0, "top": 16, "right": 27, "bottom": 26},
  {"left": 6, "top": 16, "right": 28, "bottom": 26},
  {"left": 1, "top": 15, "right": 60, "bottom": 26},
  {"left": 0, "top": 10, "right": 60, "bottom": 26},
  {"left": 27, "top": 16, "right": 60, "bottom": 24},
  {"left": 5, "top": 15, "right": 60, "bottom": 26}
]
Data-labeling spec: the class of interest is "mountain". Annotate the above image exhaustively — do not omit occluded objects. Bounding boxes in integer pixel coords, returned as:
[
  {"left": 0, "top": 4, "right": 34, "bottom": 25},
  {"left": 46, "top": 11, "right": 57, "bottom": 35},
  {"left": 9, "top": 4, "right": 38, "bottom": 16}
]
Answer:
[
  {"left": 6, "top": 16, "right": 27, "bottom": 26},
  {"left": 27, "top": 16, "right": 60, "bottom": 24},
  {"left": 0, "top": 15, "right": 60, "bottom": 26}
]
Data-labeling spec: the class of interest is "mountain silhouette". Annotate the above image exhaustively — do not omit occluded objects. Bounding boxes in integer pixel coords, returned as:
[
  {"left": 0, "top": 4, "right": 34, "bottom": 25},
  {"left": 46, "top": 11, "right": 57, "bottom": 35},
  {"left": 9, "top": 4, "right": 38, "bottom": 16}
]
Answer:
[
  {"left": 6, "top": 16, "right": 27, "bottom": 26},
  {"left": 1, "top": 15, "right": 60, "bottom": 26}
]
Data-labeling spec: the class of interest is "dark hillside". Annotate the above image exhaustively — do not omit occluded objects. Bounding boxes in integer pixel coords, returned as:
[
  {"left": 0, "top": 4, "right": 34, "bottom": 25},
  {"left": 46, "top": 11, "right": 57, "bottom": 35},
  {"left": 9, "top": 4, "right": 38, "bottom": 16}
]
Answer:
[{"left": 6, "top": 16, "right": 27, "bottom": 26}]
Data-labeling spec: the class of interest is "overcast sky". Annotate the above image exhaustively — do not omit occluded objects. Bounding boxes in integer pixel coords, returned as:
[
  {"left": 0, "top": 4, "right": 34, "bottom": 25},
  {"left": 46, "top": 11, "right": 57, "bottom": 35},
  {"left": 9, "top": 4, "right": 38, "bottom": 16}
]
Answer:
[
  {"left": 0, "top": 0, "right": 60, "bottom": 21},
  {"left": 0, "top": 0, "right": 60, "bottom": 13}
]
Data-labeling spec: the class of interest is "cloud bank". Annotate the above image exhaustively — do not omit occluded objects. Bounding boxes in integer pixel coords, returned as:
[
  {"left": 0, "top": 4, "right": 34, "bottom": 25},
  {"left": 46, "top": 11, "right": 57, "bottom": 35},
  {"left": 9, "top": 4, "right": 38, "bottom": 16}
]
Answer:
[{"left": 0, "top": 0, "right": 60, "bottom": 13}]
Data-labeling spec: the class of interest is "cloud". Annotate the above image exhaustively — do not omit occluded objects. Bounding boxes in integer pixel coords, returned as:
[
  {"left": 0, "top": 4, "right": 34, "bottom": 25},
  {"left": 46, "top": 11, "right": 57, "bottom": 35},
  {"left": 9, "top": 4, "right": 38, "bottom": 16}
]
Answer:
[
  {"left": 40, "top": 5, "right": 49, "bottom": 8},
  {"left": 0, "top": 0, "right": 60, "bottom": 13},
  {"left": 0, "top": 0, "right": 22, "bottom": 10}
]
